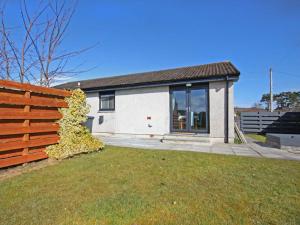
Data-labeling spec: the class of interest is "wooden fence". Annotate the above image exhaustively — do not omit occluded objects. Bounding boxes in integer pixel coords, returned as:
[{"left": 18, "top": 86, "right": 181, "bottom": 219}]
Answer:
[
  {"left": 240, "top": 111, "right": 300, "bottom": 134},
  {"left": 0, "top": 80, "right": 70, "bottom": 168}
]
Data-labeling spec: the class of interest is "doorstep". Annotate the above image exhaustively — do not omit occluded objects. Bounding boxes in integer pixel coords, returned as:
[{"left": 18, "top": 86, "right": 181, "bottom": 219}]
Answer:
[{"left": 161, "top": 133, "right": 211, "bottom": 145}]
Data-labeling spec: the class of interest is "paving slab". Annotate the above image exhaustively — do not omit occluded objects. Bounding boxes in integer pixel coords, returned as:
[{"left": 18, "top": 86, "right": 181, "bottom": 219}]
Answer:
[
  {"left": 246, "top": 137, "right": 300, "bottom": 160},
  {"left": 211, "top": 150, "right": 235, "bottom": 155},
  {"left": 95, "top": 135, "right": 300, "bottom": 161},
  {"left": 234, "top": 152, "right": 261, "bottom": 157},
  {"left": 231, "top": 146, "right": 251, "bottom": 151},
  {"left": 210, "top": 146, "right": 234, "bottom": 155}
]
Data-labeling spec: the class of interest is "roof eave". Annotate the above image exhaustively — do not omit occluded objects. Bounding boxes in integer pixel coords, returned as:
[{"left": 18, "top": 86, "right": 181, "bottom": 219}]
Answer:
[{"left": 82, "top": 74, "right": 239, "bottom": 92}]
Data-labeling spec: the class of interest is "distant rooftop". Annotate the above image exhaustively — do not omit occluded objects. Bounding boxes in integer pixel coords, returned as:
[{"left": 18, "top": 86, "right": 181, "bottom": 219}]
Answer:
[{"left": 55, "top": 61, "right": 240, "bottom": 90}]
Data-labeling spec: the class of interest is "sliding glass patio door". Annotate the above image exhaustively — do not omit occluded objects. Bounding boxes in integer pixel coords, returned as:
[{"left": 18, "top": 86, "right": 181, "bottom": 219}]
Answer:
[{"left": 170, "top": 85, "right": 208, "bottom": 133}]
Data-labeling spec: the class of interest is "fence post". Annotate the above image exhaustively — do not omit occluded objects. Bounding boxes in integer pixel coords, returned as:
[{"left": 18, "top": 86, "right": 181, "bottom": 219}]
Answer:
[
  {"left": 278, "top": 111, "right": 282, "bottom": 133},
  {"left": 22, "top": 90, "right": 31, "bottom": 159},
  {"left": 258, "top": 112, "right": 262, "bottom": 133}
]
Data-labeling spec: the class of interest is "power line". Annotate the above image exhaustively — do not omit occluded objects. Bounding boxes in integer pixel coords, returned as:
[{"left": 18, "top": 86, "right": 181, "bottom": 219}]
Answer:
[
  {"left": 241, "top": 70, "right": 300, "bottom": 80},
  {"left": 274, "top": 70, "right": 299, "bottom": 78}
]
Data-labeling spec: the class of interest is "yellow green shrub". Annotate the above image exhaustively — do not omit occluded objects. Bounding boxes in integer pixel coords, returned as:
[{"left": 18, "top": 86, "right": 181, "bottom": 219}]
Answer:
[{"left": 46, "top": 89, "right": 104, "bottom": 159}]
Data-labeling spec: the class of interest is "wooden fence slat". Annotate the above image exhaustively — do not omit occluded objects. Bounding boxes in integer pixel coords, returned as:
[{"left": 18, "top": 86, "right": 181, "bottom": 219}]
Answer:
[
  {"left": 0, "top": 80, "right": 70, "bottom": 97},
  {"left": 240, "top": 117, "right": 260, "bottom": 121},
  {"left": 29, "top": 133, "right": 59, "bottom": 140},
  {"left": 0, "top": 111, "right": 62, "bottom": 119},
  {"left": 0, "top": 93, "right": 67, "bottom": 107},
  {"left": 0, "top": 150, "right": 23, "bottom": 159},
  {"left": 0, "top": 79, "right": 69, "bottom": 168},
  {"left": 0, "top": 136, "right": 59, "bottom": 152},
  {"left": 0, "top": 124, "right": 59, "bottom": 136},
  {"left": 240, "top": 112, "right": 300, "bottom": 134},
  {"left": 0, "top": 152, "right": 48, "bottom": 168},
  {"left": 242, "top": 120, "right": 275, "bottom": 125},
  {"left": 29, "top": 147, "right": 46, "bottom": 154}
]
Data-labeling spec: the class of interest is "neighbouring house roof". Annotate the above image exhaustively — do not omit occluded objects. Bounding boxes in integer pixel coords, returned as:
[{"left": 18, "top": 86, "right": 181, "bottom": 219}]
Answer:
[{"left": 55, "top": 61, "right": 240, "bottom": 91}]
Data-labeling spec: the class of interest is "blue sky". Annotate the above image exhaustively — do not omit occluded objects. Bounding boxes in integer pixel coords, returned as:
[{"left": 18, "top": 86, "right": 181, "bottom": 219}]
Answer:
[{"left": 5, "top": 0, "right": 300, "bottom": 106}]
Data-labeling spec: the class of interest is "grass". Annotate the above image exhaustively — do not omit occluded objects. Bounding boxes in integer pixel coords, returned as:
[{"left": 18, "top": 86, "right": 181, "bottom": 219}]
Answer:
[
  {"left": 246, "top": 133, "right": 267, "bottom": 143},
  {"left": 234, "top": 137, "right": 242, "bottom": 144},
  {"left": 0, "top": 146, "right": 300, "bottom": 225}
]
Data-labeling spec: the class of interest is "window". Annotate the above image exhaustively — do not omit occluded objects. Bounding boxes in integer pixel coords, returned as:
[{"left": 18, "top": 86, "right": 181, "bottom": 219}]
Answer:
[{"left": 99, "top": 91, "right": 115, "bottom": 111}]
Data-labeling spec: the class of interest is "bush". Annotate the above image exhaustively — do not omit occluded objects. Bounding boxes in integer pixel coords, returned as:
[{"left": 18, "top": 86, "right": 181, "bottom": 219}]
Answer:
[{"left": 46, "top": 89, "right": 104, "bottom": 159}]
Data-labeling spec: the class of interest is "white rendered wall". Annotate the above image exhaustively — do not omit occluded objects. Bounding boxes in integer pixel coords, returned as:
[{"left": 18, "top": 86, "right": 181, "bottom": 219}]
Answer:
[
  {"left": 86, "top": 86, "right": 170, "bottom": 136},
  {"left": 115, "top": 86, "right": 170, "bottom": 135},
  {"left": 86, "top": 92, "right": 116, "bottom": 133},
  {"left": 86, "top": 81, "right": 235, "bottom": 143},
  {"left": 209, "top": 81, "right": 234, "bottom": 143}
]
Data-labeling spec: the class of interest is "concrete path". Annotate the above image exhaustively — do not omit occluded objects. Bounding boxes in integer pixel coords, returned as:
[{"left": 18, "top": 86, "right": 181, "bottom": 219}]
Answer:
[{"left": 95, "top": 135, "right": 300, "bottom": 161}]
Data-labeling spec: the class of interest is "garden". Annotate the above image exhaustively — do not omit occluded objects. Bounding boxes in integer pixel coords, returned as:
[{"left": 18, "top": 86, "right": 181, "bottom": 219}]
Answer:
[{"left": 1, "top": 146, "right": 300, "bottom": 225}]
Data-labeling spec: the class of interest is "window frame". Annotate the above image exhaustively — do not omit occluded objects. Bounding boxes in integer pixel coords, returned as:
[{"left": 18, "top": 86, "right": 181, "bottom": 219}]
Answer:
[
  {"left": 99, "top": 91, "right": 115, "bottom": 111},
  {"left": 169, "top": 83, "right": 209, "bottom": 133}
]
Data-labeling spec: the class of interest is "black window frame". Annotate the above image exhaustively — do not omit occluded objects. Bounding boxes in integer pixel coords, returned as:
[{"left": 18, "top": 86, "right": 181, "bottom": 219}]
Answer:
[
  {"left": 99, "top": 91, "right": 115, "bottom": 111},
  {"left": 169, "top": 83, "right": 209, "bottom": 133}
]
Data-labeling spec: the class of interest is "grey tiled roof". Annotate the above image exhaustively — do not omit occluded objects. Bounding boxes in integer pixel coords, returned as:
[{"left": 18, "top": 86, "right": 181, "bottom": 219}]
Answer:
[{"left": 55, "top": 61, "right": 240, "bottom": 90}]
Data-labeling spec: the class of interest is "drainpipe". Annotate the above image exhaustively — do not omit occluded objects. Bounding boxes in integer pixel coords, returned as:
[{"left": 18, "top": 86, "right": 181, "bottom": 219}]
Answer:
[{"left": 225, "top": 76, "right": 229, "bottom": 143}]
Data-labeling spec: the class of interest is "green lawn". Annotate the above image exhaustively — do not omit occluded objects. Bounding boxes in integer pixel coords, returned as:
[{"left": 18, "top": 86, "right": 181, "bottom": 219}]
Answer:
[
  {"left": 0, "top": 146, "right": 299, "bottom": 225},
  {"left": 246, "top": 133, "right": 267, "bottom": 143}
]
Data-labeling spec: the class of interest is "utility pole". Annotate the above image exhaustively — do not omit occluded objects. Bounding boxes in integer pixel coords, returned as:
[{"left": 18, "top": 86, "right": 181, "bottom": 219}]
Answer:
[{"left": 269, "top": 68, "right": 273, "bottom": 112}]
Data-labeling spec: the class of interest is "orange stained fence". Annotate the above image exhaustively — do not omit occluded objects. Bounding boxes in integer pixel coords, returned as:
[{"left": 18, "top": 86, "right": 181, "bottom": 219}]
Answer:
[{"left": 0, "top": 80, "right": 70, "bottom": 168}]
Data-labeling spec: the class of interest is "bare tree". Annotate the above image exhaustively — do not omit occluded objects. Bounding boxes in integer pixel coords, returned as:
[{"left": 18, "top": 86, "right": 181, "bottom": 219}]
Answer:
[
  {"left": 0, "top": 0, "right": 95, "bottom": 86},
  {"left": 0, "top": 18, "right": 12, "bottom": 80},
  {"left": 0, "top": 2, "right": 41, "bottom": 83},
  {"left": 0, "top": 8, "right": 16, "bottom": 81}
]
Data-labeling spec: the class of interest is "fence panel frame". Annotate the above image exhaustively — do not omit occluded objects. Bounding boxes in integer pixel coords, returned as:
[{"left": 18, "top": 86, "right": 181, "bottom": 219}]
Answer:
[
  {"left": 240, "top": 111, "right": 300, "bottom": 134},
  {"left": 0, "top": 80, "right": 70, "bottom": 168}
]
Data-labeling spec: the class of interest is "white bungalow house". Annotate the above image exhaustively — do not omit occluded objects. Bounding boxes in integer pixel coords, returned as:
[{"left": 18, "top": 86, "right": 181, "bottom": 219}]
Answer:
[{"left": 56, "top": 61, "right": 240, "bottom": 144}]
